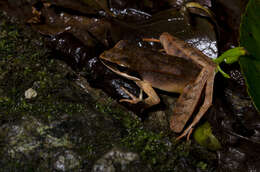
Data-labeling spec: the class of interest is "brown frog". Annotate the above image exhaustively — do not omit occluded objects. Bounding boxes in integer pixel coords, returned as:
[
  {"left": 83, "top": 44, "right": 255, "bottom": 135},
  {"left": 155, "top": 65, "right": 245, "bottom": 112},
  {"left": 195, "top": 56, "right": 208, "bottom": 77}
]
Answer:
[{"left": 99, "top": 32, "right": 217, "bottom": 140}]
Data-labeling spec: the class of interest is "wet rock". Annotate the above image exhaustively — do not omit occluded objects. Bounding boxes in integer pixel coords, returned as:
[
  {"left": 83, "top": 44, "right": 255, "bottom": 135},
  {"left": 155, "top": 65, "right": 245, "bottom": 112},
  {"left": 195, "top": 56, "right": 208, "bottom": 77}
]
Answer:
[
  {"left": 218, "top": 143, "right": 260, "bottom": 172},
  {"left": 92, "top": 147, "right": 139, "bottom": 172},
  {"left": 208, "top": 76, "right": 260, "bottom": 172},
  {"left": 1, "top": 116, "right": 42, "bottom": 158},
  {"left": 47, "top": 0, "right": 104, "bottom": 15},
  {"left": 53, "top": 150, "right": 81, "bottom": 171},
  {"left": 24, "top": 88, "right": 37, "bottom": 99},
  {"left": 224, "top": 88, "right": 253, "bottom": 112}
]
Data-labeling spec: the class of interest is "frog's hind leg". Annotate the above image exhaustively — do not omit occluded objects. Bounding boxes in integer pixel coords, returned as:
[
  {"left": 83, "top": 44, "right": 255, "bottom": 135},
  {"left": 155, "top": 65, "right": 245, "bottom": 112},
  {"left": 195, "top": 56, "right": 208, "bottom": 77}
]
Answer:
[
  {"left": 170, "top": 69, "right": 208, "bottom": 133},
  {"left": 176, "top": 71, "right": 215, "bottom": 140}
]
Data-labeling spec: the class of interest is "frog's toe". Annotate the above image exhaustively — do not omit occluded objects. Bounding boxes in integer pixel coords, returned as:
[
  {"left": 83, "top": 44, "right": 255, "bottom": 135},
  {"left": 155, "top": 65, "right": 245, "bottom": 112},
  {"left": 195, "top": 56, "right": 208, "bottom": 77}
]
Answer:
[
  {"left": 176, "top": 127, "right": 194, "bottom": 141},
  {"left": 119, "top": 98, "right": 141, "bottom": 104}
]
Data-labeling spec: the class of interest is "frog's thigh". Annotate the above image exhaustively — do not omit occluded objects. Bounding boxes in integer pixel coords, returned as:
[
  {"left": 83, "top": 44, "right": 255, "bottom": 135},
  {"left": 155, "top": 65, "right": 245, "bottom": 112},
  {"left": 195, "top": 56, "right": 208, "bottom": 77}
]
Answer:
[
  {"left": 170, "top": 69, "right": 208, "bottom": 133},
  {"left": 176, "top": 71, "right": 214, "bottom": 140},
  {"left": 135, "top": 80, "right": 160, "bottom": 106}
]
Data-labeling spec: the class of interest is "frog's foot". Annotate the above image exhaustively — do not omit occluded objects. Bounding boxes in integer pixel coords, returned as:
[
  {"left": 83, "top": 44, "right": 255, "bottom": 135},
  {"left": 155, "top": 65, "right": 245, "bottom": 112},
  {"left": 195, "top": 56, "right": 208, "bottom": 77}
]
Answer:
[
  {"left": 176, "top": 127, "right": 193, "bottom": 141},
  {"left": 119, "top": 87, "right": 143, "bottom": 104}
]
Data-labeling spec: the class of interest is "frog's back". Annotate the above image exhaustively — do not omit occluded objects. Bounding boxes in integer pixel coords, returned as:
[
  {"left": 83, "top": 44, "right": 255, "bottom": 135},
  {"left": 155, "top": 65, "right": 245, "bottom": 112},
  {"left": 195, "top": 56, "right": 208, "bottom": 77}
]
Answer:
[{"left": 126, "top": 47, "right": 202, "bottom": 93}]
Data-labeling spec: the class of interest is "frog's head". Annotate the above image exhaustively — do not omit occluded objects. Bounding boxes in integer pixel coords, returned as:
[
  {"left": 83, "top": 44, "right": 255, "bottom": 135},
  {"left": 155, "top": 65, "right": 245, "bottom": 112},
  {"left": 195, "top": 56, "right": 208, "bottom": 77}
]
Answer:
[
  {"left": 99, "top": 40, "right": 141, "bottom": 80},
  {"left": 99, "top": 40, "right": 131, "bottom": 68}
]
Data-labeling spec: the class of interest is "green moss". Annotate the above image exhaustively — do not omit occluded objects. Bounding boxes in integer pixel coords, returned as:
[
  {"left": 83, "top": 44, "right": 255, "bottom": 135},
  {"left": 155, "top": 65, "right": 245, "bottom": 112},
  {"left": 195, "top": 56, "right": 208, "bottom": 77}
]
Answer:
[
  {"left": 94, "top": 94, "right": 216, "bottom": 171},
  {"left": 0, "top": 14, "right": 89, "bottom": 119},
  {"left": 121, "top": 129, "right": 166, "bottom": 164},
  {"left": 95, "top": 101, "right": 171, "bottom": 167}
]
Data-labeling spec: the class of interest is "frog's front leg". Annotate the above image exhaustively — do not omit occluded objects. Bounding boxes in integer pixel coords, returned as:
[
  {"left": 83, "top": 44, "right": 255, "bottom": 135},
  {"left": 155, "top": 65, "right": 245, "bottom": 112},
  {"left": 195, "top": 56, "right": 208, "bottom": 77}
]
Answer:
[
  {"left": 119, "top": 87, "right": 143, "bottom": 104},
  {"left": 120, "top": 80, "right": 160, "bottom": 107},
  {"left": 135, "top": 80, "right": 160, "bottom": 106},
  {"left": 176, "top": 70, "right": 215, "bottom": 140}
]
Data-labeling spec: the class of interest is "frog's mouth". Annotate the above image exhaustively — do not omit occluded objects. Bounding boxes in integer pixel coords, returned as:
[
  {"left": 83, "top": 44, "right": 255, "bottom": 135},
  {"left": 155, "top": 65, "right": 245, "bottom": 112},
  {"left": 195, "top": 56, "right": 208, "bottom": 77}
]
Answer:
[{"left": 100, "top": 59, "right": 141, "bottom": 81}]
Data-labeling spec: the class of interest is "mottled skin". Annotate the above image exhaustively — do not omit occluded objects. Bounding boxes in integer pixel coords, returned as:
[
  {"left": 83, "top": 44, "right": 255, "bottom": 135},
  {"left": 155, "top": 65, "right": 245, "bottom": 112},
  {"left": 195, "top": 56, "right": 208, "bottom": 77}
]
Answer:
[{"left": 100, "top": 32, "right": 217, "bottom": 140}]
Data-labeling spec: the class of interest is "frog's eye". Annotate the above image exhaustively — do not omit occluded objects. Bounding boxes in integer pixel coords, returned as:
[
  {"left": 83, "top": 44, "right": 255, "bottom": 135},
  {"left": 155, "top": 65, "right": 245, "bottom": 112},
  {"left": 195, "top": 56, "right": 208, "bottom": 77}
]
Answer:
[
  {"left": 118, "top": 63, "right": 126, "bottom": 67},
  {"left": 117, "top": 56, "right": 130, "bottom": 66}
]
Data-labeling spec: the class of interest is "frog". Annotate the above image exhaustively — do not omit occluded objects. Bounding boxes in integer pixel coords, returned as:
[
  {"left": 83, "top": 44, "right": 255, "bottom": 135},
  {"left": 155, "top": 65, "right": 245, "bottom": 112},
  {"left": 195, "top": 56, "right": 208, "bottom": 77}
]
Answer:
[{"left": 99, "top": 32, "right": 217, "bottom": 140}]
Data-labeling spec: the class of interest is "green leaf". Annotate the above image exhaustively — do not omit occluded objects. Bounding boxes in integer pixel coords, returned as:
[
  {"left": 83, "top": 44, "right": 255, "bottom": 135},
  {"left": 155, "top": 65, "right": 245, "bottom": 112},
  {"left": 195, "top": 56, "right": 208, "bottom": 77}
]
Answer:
[
  {"left": 239, "top": 0, "right": 260, "bottom": 112},
  {"left": 213, "top": 47, "right": 247, "bottom": 79},
  {"left": 240, "top": 0, "right": 260, "bottom": 58},
  {"left": 193, "top": 122, "right": 221, "bottom": 151},
  {"left": 239, "top": 56, "right": 260, "bottom": 111},
  {"left": 214, "top": 47, "right": 247, "bottom": 64}
]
